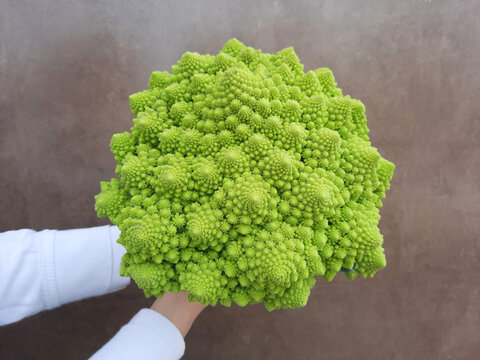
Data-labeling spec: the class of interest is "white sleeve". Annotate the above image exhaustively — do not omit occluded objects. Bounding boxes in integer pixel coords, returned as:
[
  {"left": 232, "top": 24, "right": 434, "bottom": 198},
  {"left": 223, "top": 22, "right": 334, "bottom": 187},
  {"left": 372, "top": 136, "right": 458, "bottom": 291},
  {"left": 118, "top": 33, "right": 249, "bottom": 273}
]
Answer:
[
  {"left": 0, "top": 225, "right": 130, "bottom": 326},
  {"left": 90, "top": 309, "right": 186, "bottom": 360}
]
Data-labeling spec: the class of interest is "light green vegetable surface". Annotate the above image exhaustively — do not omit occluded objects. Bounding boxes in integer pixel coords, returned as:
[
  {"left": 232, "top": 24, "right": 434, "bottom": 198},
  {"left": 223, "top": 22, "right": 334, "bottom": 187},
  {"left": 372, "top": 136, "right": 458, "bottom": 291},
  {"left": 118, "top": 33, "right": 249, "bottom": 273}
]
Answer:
[{"left": 95, "top": 39, "right": 395, "bottom": 310}]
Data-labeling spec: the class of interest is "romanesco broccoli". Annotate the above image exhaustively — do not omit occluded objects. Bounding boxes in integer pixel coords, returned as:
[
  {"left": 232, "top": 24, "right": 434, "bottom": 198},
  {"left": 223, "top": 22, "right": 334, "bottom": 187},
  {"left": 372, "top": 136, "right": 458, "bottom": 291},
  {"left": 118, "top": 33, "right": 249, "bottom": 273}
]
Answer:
[{"left": 95, "top": 38, "right": 395, "bottom": 311}]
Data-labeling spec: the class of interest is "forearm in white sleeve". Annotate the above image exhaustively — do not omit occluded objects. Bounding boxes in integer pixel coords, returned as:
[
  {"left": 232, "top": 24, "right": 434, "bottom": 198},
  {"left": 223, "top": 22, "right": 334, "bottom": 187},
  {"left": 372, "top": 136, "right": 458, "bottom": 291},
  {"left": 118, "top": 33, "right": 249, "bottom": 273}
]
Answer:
[
  {"left": 90, "top": 308, "right": 185, "bottom": 360},
  {"left": 0, "top": 225, "right": 130, "bottom": 325}
]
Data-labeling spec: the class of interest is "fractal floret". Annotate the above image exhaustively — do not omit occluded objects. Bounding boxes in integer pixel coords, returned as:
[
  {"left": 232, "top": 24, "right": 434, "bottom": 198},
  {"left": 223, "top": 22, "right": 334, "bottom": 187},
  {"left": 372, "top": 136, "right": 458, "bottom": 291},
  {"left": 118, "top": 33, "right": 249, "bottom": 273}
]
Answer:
[{"left": 95, "top": 38, "right": 395, "bottom": 311}]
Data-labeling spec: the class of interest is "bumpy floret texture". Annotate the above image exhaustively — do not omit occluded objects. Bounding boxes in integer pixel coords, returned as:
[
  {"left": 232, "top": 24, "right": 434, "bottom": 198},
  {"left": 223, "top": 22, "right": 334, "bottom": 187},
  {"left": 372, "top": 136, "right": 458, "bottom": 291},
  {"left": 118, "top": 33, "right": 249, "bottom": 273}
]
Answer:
[{"left": 95, "top": 39, "right": 395, "bottom": 311}]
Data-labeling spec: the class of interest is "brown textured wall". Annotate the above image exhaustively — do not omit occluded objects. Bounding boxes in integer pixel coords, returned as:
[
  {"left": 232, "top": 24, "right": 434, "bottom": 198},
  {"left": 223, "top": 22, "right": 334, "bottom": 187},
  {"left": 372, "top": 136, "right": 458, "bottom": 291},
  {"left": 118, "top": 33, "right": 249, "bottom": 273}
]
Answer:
[{"left": 1, "top": 0, "right": 479, "bottom": 359}]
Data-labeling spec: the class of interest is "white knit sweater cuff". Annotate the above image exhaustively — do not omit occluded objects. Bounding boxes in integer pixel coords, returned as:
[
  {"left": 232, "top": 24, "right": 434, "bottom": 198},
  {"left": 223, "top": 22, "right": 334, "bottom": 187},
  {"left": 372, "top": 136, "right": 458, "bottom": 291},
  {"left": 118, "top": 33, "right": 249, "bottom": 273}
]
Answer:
[
  {"left": 44, "top": 225, "right": 130, "bottom": 308},
  {"left": 90, "top": 309, "right": 185, "bottom": 360}
]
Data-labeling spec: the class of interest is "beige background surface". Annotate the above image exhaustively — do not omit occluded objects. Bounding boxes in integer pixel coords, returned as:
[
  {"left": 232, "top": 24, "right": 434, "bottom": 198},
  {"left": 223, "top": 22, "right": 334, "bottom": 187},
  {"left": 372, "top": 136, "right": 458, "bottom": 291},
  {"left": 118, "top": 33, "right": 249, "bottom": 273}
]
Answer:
[{"left": 1, "top": 0, "right": 479, "bottom": 359}]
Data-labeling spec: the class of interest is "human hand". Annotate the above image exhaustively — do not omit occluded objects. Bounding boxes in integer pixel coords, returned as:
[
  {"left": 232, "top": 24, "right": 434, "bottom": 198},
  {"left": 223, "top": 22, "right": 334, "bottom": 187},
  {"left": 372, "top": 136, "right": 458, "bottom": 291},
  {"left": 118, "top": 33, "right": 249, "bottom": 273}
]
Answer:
[{"left": 150, "top": 292, "right": 206, "bottom": 337}]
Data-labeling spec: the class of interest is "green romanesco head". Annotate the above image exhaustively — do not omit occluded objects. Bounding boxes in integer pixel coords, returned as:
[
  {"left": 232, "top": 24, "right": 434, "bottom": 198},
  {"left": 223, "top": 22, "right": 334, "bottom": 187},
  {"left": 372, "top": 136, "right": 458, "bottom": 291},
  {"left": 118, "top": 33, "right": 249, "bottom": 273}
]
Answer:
[{"left": 95, "top": 38, "right": 395, "bottom": 310}]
